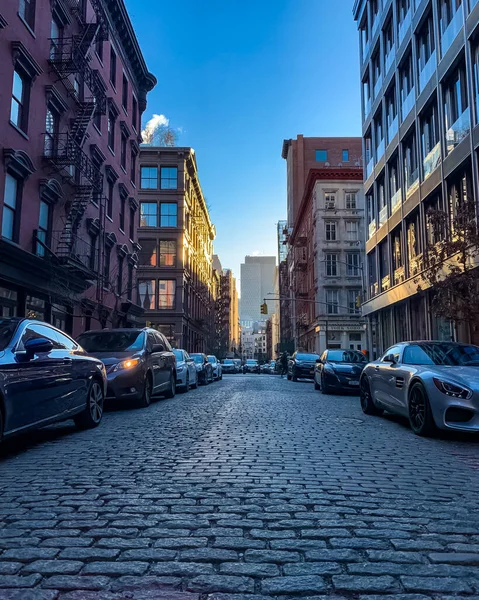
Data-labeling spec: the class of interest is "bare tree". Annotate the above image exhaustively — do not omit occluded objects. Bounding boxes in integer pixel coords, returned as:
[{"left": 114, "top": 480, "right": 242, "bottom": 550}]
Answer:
[{"left": 141, "top": 114, "right": 179, "bottom": 147}]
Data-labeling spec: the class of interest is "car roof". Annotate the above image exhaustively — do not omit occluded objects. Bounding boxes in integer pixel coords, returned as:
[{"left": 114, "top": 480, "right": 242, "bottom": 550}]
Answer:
[{"left": 391, "top": 341, "right": 474, "bottom": 347}]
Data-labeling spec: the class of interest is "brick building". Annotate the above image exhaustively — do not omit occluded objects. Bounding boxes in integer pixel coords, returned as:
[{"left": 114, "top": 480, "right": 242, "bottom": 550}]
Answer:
[
  {"left": 214, "top": 264, "right": 240, "bottom": 359},
  {"left": 137, "top": 146, "right": 216, "bottom": 352},
  {"left": 0, "top": 0, "right": 156, "bottom": 334}
]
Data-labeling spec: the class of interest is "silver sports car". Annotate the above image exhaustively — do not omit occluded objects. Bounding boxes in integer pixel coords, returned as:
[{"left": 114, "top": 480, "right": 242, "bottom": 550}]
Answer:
[{"left": 360, "top": 341, "right": 479, "bottom": 436}]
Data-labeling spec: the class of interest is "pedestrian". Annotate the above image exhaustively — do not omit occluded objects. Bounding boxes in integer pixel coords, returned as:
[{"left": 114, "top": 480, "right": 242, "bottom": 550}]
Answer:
[{"left": 280, "top": 351, "right": 289, "bottom": 378}]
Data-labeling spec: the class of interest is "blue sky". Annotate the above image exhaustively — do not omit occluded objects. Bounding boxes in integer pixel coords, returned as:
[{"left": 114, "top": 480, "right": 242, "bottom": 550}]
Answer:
[{"left": 126, "top": 0, "right": 362, "bottom": 284}]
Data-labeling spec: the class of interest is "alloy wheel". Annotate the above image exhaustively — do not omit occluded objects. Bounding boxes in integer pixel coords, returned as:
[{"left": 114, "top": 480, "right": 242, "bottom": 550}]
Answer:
[
  {"left": 409, "top": 386, "right": 426, "bottom": 430},
  {"left": 89, "top": 382, "right": 103, "bottom": 424}
]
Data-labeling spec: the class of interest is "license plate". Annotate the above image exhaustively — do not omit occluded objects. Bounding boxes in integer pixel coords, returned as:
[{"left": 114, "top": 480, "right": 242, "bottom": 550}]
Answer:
[{"left": 348, "top": 380, "right": 359, "bottom": 386}]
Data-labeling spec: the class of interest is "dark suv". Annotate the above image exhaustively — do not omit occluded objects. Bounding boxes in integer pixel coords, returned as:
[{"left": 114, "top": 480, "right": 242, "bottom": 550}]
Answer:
[
  {"left": 288, "top": 352, "right": 320, "bottom": 381},
  {"left": 77, "top": 328, "right": 176, "bottom": 407}
]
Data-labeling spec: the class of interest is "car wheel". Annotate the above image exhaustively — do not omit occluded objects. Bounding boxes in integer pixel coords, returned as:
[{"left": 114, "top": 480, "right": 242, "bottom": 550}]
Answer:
[
  {"left": 191, "top": 375, "right": 198, "bottom": 389},
  {"left": 137, "top": 373, "right": 153, "bottom": 408},
  {"left": 74, "top": 379, "right": 104, "bottom": 429},
  {"left": 292, "top": 368, "right": 298, "bottom": 382},
  {"left": 287, "top": 373, "right": 291, "bottom": 381},
  {"left": 360, "top": 377, "right": 383, "bottom": 415},
  {"left": 320, "top": 373, "right": 331, "bottom": 394},
  {"left": 164, "top": 372, "right": 176, "bottom": 398},
  {"left": 314, "top": 375, "right": 321, "bottom": 391},
  {"left": 408, "top": 382, "right": 436, "bottom": 437},
  {"left": 184, "top": 372, "right": 190, "bottom": 392}
]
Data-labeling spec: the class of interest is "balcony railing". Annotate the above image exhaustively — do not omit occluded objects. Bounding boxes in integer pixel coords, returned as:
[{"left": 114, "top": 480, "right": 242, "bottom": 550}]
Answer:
[
  {"left": 398, "top": 10, "right": 411, "bottom": 45},
  {"left": 419, "top": 50, "right": 436, "bottom": 92},
  {"left": 374, "top": 75, "right": 382, "bottom": 99},
  {"left": 381, "top": 274, "right": 391, "bottom": 291},
  {"left": 379, "top": 205, "right": 388, "bottom": 226},
  {"left": 376, "top": 138, "right": 385, "bottom": 161},
  {"left": 364, "top": 97, "right": 372, "bottom": 118},
  {"left": 387, "top": 115, "right": 398, "bottom": 143},
  {"left": 385, "top": 48, "right": 395, "bottom": 73},
  {"left": 423, "top": 142, "right": 441, "bottom": 180},
  {"left": 47, "top": 231, "right": 99, "bottom": 277},
  {"left": 369, "top": 220, "right": 377, "bottom": 239},
  {"left": 391, "top": 188, "right": 401, "bottom": 213},
  {"left": 405, "top": 167, "right": 419, "bottom": 197},
  {"left": 446, "top": 107, "right": 471, "bottom": 155},
  {"left": 401, "top": 87, "right": 415, "bottom": 121},
  {"left": 366, "top": 157, "right": 374, "bottom": 179},
  {"left": 440, "top": 9, "right": 463, "bottom": 57},
  {"left": 394, "top": 265, "right": 405, "bottom": 285}
]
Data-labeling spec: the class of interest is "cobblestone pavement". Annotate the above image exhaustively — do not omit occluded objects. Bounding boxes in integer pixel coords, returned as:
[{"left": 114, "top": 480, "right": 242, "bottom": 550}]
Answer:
[{"left": 0, "top": 375, "right": 479, "bottom": 600}]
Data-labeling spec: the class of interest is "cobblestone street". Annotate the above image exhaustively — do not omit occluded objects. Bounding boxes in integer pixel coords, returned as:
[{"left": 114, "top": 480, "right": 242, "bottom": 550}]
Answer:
[{"left": 0, "top": 375, "right": 479, "bottom": 599}]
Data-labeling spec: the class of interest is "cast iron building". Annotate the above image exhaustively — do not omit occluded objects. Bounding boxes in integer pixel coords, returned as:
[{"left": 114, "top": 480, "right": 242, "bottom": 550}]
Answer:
[
  {"left": 137, "top": 146, "right": 216, "bottom": 352},
  {"left": 354, "top": 0, "right": 479, "bottom": 355},
  {"left": 0, "top": 0, "right": 156, "bottom": 334}
]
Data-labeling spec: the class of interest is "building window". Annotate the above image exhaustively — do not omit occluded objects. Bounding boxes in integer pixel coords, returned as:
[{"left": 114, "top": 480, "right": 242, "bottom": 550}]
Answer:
[
  {"left": 386, "top": 84, "right": 398, "bottom": 141},
  {"left": 403, "top": 129, "right": 418, "bottom": 193},
  {"left": 160, "top": 167, "right": 178, "bottom": 189},
  {"left": 326, "top": 253, "right": 338, "bottom": 276},
  {"left": 122, "top": 74, "right": 128, "bottom": 111},
  {"left": 417, "top": 10, "right": 436, "bottom": 92},
  {"left": 325, "top": 221, "right": 337, "bottom": 241},
  {"left": 160, "top": 203, "right": 178, "bottom": 227},
  {"left": 110, "top": 47, "right": 117, "bottom": 87},
  {"left": 2, "top": 174, "right": 19, "bottom": 241},
  {"left": 325, "top": 193, "right": 336, "bottom": 209},
  {"left": 107, "top": 181, "right": 114, "bottom": 219},
  {"left": 346, "top": 220, "right": 359, "bottom": 240},
  {"left": 95, "top": 37, "right": 103, "bottom": 61},
  {"left": 36, "top": 200, "right": 50, "bottom": 256},
  {"left": 399, "top": 52, "right": 414, "bottom": 121},
  {"left": 342, "top": 149, "right": 349, "bottom": 162},
  {"left": 345, "top": 192, "right": 357, "bottom": 209},
  {"left": 120, "top": 196, "right": 125, "bottom": 231},
  {"left": 127, "top": 264, "right": 133, "bottom": 300},
  {"left": 11, "top": 70, "right": 28, "bottom": 132},
  {"left": 347, "top": 252, "right": 361, "bottom": 276},
  {"left": 103, "top": 246, "right": 111, "bottom": 282},
  {"left": 132, "top": 96, "right": 138, "bottom": 131},
  {"left": 19, "top": 0, "right": 35, "bottom": 29},
  {"left": 121, "top": 133, "right": 127, "bottom": 170},
  {"left": 138, "top": 279, "right": 156, "bottom": 310},
  {"left": 326, "top": 289, "right": 339, "bottom": 314},
  {"left": 129, "top": 207, "right": 136, "bottom": 239},
  {"left": 141, "top": 166, "right": 158, "bottom": 189},
  {"left": 140, "top": 202, "right": 158, "bottom": 227},
  {"left": 44, "top": 108, "right": 58, "bottom": 156},
  {"left": 348, "top": 290, "right": 361, "bottom": 314},
  {"left": 117, "top": 255, "right": 124, "bottom": 295},
  {"left": 158, "top": 280, "right": 176, "bottom": 309},
  {"left": 107, "top": 112, "right": 115, "bottom": 151},
  {"left": 130, "top": 150, "right": 137, "bottom": 185},
  {"left": 138, "top": 239, "right": 157, "bottom": 266},
  {"left": 421, "top": 101, "right": 440, "bottom": 178},
  {"left": 316, "top": 149, "right": 328, "bottom": 162},
  {"left": 89, "top": 235, "right": 98, "bottom": 272},
  {"left": 439, "top": 0, "right": 463, "bottom": 56},
  {"left": 443, "top": 61, "right": 469, "bottom": 155},
  {"left": 159, "top": 240, "right": 176, "bottom": 266}
]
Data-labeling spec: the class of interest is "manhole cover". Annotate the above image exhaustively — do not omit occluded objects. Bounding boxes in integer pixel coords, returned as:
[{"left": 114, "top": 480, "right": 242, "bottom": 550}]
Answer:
[{"left": 316, "top": 417, "right": 364, "bottom": 425}]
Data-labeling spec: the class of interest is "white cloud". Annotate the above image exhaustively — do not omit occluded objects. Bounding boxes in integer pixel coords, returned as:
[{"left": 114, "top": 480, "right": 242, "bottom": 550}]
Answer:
[{"left": 141, "top": 114, "right": 169, "bottom": 143}]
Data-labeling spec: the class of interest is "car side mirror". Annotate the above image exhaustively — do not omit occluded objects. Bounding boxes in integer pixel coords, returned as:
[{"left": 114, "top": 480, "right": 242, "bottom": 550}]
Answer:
[
  {"left": 24, "top": 337, "right": 54, "bottom": 357},
  {"left": 151, "top": 343, "right": 164, "bottom": 353},
  {"left": 384, "top": 354, "right": 397, "bottom": 364}
]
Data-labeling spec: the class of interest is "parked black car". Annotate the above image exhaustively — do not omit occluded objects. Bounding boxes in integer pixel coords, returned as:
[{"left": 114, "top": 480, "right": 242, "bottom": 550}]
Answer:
[
  {"left": 243, "top": 359, "right": 260, "bottom": 374},
  {"left": 314, "top": 349, "right": 367, "bottom": 393},
  {"left": 190, "top": 353, "right": 214, "bottom": 384},
  {"left": 288, "top": 352, "right": 320, "bottom": 381},
  {"left": 0, "top": 318, "right": 106, "bottom": 442},
  {"left": 222, "top": 359, "right": 239, "bottom": 374},
  {"left": 77, "top": 328, "right": 176, "bottom": 407}
]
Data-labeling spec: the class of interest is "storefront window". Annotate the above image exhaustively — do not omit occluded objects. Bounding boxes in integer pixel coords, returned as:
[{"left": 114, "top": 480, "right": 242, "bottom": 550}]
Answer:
[
  {"left": 0, "top": 287, "right": 18, "bottom": 317},
  {"left": 26, "top": 296, "right": 46, "bottom": 321},
  {"left": 410, "top": 296, "right": 426, "bottom": 340}
]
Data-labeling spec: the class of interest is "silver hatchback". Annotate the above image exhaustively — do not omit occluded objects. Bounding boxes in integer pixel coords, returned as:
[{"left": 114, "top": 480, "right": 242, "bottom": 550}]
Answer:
[{"left": 360, "top": 341, "right": 479, "bottom": 436}]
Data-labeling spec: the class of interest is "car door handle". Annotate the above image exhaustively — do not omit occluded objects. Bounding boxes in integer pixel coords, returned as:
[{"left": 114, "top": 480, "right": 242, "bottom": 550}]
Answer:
[{"left": 374, "top": 365, "right": 380, "bottom": 371}]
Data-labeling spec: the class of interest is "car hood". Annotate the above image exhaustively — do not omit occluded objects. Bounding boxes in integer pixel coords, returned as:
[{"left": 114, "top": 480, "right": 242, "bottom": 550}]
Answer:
[
  {"left": 176, "top": 360, "right": 186, "bottom": 368},
  {"left": 426, "top": 365, "right": 479, "bottom": 389},
  {"left": 328, "top": 362, "right": 365, "bottom": 375},
  {"left": 84, "top": 351, "right": 140, "bottom": 366}
]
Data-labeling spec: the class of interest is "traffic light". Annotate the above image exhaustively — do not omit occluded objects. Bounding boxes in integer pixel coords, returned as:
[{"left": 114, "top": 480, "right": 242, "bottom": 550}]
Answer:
[
  {"left": 355, "top": 294, "right": 362, "bottom": 308},
  {"left": 260, "top": 302, "right": 268, "bottom": 315}
]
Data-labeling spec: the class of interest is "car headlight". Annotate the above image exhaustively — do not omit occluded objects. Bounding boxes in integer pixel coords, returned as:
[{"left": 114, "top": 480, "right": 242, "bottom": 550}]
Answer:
[
  {"left": 177, "top": 365, "right": 184, "bottom": 372},
  {"left": 113, "top": 358, "right": 140, "bottom": 372},
  {"left": 323, "top": 363, "right": 335, "bottom": 374},
  {"left": 433, "top": 378, "right": 472, "bottom": 399}
]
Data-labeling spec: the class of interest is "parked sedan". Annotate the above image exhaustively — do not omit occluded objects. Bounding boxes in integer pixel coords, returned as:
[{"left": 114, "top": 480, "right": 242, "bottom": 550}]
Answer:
[
  {"left": 243, "top": 359, "right": 260, "bottom": 374},
  {"left": 288, "top": 352, "right": 320, "bottom": 381},
  {"left": 360, "top": 341, "right": 479, "bottom": 436},
  {"left": 314, "top": 349, "right": 367, "bottom": 393},
  {"left": 77, "top": 328, "right": 176, "bottom": 408},
  {"left": 222, "top": 359, "right": 239, "bottom": 374},
  {"left": 173, "top": 349, "right": 198, "bottom": 391},
  {"left": 207, "top": 356, "right": 223, "bottom": 380},
  {"left": 190, "top": 353, "right": 214, "bottom": 385},
  {"left": 0, "top": 318, "right": 106, "bottom": 442}
]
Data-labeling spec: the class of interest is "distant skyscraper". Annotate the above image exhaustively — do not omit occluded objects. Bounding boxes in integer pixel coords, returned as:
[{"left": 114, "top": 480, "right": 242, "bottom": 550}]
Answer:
[{"left": 240, "top": 256, "right": 276, "bottom": 327}]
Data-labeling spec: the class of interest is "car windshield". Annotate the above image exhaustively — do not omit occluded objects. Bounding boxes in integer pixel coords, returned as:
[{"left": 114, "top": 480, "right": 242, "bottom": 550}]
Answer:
[
  {"left": 191, "top": 354, "right": 204, "bottom": 364},
  {"left": 173, "top": 349, "right": 184, "bottom": 361},
  {"left": 0, "top": 318, "right": 22, "bottom": 351},
  {"left": 223, "top": 359, "right": 234, "bottom": 364},
  {"left": 207, "top": 356, "right": 217, "bottom": 363},
  {"left": 77, "top": 331, "right": 145, "bottom": 353},
  {"left": 327, "top": 350, "right": 367, "bottom": 363},
  {"left": 404, "top": 343, "right": 479, "bottom": 366},
  {"left": 296, "top": 353, "right": 319, "bottom": 361},
  {"left": 247, "top": 360, "right": 257, "bottom": 365}
]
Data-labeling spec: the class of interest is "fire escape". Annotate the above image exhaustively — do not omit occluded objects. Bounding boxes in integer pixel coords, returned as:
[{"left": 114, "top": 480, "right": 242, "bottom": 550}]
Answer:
[{"left": 43, "top": 0, "right": 108, "bottom": 281}]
